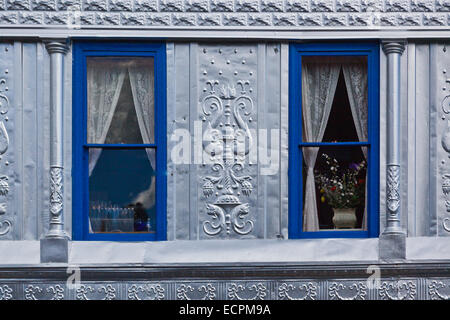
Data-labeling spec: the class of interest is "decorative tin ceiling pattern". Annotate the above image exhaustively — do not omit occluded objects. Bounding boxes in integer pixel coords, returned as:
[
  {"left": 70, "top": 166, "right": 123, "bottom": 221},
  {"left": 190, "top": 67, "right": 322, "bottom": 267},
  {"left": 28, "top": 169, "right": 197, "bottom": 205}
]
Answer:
[{"left": 0, "top": 0, "right": 448, "bottom": 27}]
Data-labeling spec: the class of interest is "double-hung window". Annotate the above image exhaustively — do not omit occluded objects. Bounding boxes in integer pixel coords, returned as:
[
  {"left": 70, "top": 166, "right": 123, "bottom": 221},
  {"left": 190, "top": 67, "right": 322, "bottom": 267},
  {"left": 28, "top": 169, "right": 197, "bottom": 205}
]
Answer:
[
  {"left": 289, "top": 43, "right": 379, "bottom": 238},
  {"left": 73, "top": 42, "right": 166, "bottom": 241}
]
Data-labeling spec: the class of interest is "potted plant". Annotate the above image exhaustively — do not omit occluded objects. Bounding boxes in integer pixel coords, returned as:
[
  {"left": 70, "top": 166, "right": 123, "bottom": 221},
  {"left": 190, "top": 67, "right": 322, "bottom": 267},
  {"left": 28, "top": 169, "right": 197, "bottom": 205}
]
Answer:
[{"left": 315, "top": 154, "right": 366, "bottom": 229}]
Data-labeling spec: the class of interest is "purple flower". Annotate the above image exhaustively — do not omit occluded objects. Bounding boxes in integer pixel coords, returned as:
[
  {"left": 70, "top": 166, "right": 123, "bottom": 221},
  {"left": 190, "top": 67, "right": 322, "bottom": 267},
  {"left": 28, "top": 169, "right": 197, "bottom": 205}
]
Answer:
[{"left": 349, "top": 163, "right": 359, "bottom": 170}]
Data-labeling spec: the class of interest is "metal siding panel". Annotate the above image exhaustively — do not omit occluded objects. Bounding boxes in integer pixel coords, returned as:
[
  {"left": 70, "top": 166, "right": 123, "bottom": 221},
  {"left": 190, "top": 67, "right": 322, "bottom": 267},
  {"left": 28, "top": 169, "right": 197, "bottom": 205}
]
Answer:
[
  {"left": 280, "top": 43, "right": 289, "bottom": 239},
  {"left": 414, "top": 43, "right": 431, "bottom": 237},
  {"left": 429, "top": 43, "right": 438, "bottom": 237},
  {"left": 400, "top": 46, "right": 409, "bottom": 232},
  {"left": 22, "top": 42, "right": 38, "bottom": 240},
  {"left": 189, "top": 42, "right": 199, "bottom": 240},
  {"left": 407, "top": 42, "right": 416, "bottom": 236},
  {"left": 256, "top": 43, "right": 266, "bottom": 239},
  {"left": 64, "top": 45, "right": 72, "bottom": 238},
  {"left": 264, "top": 43, "right": 281, "bottom": 239},
  {"left": 172, "top": 42, "right": 191, "bottom": 240},
  {"left": 13, "top": 41, "right": 23, "bottom": 240},
  {"left": 379, "top": 45, "right": 387, "bottom": 234}
]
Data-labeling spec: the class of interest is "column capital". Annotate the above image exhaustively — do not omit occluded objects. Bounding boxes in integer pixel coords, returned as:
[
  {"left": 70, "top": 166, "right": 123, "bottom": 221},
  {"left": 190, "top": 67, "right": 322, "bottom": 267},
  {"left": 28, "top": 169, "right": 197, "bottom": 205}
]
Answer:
[
  {"left": 381, "top": 40, "right": 407, "bottom": 55},
  {"left": 44, "top": 39, "right": 69, "bottom": 55}
]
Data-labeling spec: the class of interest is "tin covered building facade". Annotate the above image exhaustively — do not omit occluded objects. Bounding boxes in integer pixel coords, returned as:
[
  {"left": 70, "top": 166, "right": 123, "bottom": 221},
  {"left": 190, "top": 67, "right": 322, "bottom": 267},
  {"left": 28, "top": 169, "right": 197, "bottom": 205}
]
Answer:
[{"left": 0, "top": 0, "right": 449, "bottom": 300}]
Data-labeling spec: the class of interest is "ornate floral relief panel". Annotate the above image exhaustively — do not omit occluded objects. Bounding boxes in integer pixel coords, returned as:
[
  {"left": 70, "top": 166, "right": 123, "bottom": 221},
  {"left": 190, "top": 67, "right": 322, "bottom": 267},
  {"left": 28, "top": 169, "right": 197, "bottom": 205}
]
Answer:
[
  {"left": 0, "top": 43, "right": 14, "bottom": 240},
  {"left": 438, "top": 42, "right": 450, "bottom": 236},
  {"left": 197, "top": 44, "right": 258, "bottom": 239}
]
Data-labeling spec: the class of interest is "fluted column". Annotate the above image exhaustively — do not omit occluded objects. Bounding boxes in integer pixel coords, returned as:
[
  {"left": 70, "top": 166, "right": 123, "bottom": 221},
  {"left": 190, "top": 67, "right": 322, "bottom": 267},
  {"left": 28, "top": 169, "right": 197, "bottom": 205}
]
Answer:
[{"left": 44, "top": 40, "right": 69, "bottom": 239}]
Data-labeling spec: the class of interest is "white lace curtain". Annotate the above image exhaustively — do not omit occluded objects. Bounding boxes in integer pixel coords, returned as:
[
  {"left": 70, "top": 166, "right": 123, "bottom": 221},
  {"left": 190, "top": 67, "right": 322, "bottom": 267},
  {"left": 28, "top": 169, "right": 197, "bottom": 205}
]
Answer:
[
  {"left": 87, "top": 59, "right": 156, "bottom": 175},
  {"left": 302, "top": 59, "right": 368, "bottom": 231}
]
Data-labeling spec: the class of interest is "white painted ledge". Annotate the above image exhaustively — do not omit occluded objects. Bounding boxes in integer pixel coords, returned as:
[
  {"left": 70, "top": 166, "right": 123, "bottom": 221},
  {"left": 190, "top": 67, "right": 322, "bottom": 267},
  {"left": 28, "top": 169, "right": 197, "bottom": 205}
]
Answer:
[
  {"left": 0, "top": 237, "right": 447, "bottom": 266},
  {"left": 406, "top": 237, "right": 450, "bottom": 261}
]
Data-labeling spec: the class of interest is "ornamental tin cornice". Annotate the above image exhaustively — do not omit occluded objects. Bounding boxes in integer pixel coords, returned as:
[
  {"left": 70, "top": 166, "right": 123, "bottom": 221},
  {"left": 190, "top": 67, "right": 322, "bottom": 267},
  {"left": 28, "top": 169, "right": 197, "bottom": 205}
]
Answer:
[
  {"left": 0, "top": 277, "right": 448, "bottom": 300},
  {"left": 0, "top": 0, "right": 449, "bottom": 29}
]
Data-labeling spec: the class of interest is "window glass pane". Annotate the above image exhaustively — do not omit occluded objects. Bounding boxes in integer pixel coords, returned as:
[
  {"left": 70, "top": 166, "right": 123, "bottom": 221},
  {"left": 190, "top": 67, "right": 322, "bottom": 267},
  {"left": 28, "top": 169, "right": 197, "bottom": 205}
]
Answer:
[
  {"left": 87, "top": 57, "right": 155, "bottom": 144},
  {"left": 88, "top": 148, "right": 156, "bottom": 234},
  {"left": 301, "top": 56, "right": 367, "bottom": 142},
  {"left": 302, "top": 146, "right": 367, "bottom": 231}
]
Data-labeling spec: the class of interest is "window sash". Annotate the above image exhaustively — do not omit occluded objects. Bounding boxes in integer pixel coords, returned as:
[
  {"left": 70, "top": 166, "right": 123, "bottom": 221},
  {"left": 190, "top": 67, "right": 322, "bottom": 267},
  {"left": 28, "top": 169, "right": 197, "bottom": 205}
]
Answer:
[
  {"left": 288, "top": 42, "right": 380, "bottom": 239},
  {"left": 73, "top": 41, "right": 167, "bottom": 242}
]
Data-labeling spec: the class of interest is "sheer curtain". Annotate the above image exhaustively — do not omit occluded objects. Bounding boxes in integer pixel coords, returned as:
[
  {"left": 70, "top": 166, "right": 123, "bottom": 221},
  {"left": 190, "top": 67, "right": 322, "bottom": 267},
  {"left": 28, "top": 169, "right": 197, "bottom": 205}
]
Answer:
[
  {"left": 128, "top": 61, "right": 156, "bottom": 210},
  {"left": 342, "top": 62, "right": 369, "bottom": 230},
  {"left": 87, "top": 61, "right": 126, "bottom": 176},
  {"left": 128, "top": 62, "right": 156, "bottom": 170},
  {"left": 302, "top": 61, "right": 341, "bottom": 231}
]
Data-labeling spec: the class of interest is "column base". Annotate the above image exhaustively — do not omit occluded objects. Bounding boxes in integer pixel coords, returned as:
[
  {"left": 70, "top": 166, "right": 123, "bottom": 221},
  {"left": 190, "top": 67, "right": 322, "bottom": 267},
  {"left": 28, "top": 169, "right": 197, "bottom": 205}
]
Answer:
[
  {"left": 40, "top": 238, "right": 68, "bottom": 263},
  {"left": 379, "top": 232, "right": 406, "bottom": 261}
]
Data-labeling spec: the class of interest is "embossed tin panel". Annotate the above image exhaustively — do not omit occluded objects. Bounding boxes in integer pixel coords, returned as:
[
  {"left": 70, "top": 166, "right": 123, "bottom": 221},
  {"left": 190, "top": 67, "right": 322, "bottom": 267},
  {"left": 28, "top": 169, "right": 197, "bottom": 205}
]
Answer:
[{"left": 167, "top": 42, "right": 288, "bottom": 240}]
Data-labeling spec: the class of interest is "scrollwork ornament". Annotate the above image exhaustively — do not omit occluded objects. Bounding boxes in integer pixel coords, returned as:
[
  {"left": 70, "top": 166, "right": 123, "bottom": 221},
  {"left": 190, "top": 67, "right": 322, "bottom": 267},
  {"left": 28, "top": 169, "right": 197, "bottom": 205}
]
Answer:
[
  {"left": 0, "top": 79, "right": 9, "bottom": 115},
  {"left": 428, "top": 280, "right": 450, "bottom": 300},
  {"left": 50, "top": 167, "right": 63, "bottom": 215},
  {"left": 98, "top": 284, "right": 116, "bottom": 300},
  {"left": 0, "top": 285, "right": 12, "bottom": 300},
  {"left": 201, "top": 77, "right": 255, "bottom": 237},
  {"left": 75, "top": 285, "right": 95, "bottom": 300},
  {"left": 278, "top": 282, "right": 317, "bottom": 300},
  {"left": 386, "top": 165, "right": 400, "bottom": 213},
  {"left": 176, "top": 284, "right": 216, "bottom": 300},
  {"left": 128, "top": 284, "right": 165, "bottom": 300},
  {"left": 0, "top": 219, "right": 11, "bottom": 235},
  {"left": 227, "top": 283, "right": 267, "bottom": 300},
  {"left": 47, "top": 285, "right": 64, "bottom": 300},
  {"left": 24, "top": 285, "right": 43, "bottom": 300},
  {"left": 379, "top": 280, "right": 417, "bottom": 300},
  {"left": 328, "top": 282, "right": 367, "bottom": 300}
]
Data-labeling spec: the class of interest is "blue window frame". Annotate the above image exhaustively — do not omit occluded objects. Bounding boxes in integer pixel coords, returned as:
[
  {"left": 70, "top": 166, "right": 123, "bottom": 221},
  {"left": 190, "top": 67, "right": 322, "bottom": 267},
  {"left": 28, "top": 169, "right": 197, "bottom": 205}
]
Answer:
[
  {"left": 72, "top": 41, "right": 167, "bottom": 241},
  {"left": 289, "top": 42, "right": 380, "bottom": 239}
]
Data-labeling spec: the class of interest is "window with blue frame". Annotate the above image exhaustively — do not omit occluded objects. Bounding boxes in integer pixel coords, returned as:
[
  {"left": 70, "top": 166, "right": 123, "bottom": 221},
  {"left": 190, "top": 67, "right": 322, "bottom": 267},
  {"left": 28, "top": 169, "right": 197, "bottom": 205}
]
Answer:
[
  {"left": 73, "top": 42, "right": 166, "bottom": 241},
  {"left": 289, "top": 43, "right": 379, "bottom": 239}
]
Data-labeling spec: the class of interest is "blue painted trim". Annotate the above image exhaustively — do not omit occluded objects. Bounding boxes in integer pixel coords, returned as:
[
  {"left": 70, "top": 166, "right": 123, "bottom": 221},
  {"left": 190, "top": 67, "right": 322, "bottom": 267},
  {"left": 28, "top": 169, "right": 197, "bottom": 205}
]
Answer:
[
  {"left": 72, "top": 41, "right": 167, "bottom": 241},
  {"left": 289, "top": 42, "right": 380, "bottom": 239}
]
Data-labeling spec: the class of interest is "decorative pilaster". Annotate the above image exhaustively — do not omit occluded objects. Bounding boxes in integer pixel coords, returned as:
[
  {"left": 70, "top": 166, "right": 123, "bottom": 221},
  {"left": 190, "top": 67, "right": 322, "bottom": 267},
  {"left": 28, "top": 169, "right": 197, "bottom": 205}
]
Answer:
[
  {"left": 380, "top": 40, "right": 406, "bottom": 260},
  {"left": 41, "top": 39, "right": 69, "bottom": 263}
]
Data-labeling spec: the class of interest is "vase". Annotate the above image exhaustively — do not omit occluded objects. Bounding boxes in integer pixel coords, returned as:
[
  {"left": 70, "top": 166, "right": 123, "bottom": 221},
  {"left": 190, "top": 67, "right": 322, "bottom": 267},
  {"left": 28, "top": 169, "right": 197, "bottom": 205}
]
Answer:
[{"left": 332, "top": 208, "right": 357, "bottom": 229}]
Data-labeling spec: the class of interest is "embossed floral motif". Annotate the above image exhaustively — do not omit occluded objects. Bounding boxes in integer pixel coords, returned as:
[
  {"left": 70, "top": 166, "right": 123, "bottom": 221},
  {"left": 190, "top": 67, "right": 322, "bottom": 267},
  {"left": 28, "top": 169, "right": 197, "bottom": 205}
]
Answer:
[
  {"left": 50, "top": 167, "right": 63, "bottom": 215},
  {"left": 428, "top": 280, "right": 450, "bottom": 300},
  {"left": 201, "top": 76, "right": 255, "bottom": 237},
  {"left": 47, "top": 285, "right": 64, "bottom": 300},
  {"left": 278, "top": 282, "right": 317, "bottom": 300},
  {"left": 328, "top": 282, "right": 367, "bottom": 300},
  {"left": 0, "top": 285, "right": 13, "bottom": 300},
  {"left": 128, "top": 284, "right": 165, "bottom": 300},
  {"left": 386, "top": 165, "right": 400, "bottom": 213},
  {"left": 75, "top": 285, "right": 95, "bottom": 300},
  {"left": 76, "top": 284, "right": 116, "bottom": 300},
  {"left": 227, "top": 283, "right": 267, "bottom": 300},
  {"left": 24, "top": 285, "right": 43, "bottom": 300},
  {"left": 177, "top": 283, "right": 216, "bottom": 300},
  {"left": 379, "top": 280, "right": 416, "bottom": 300}
]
